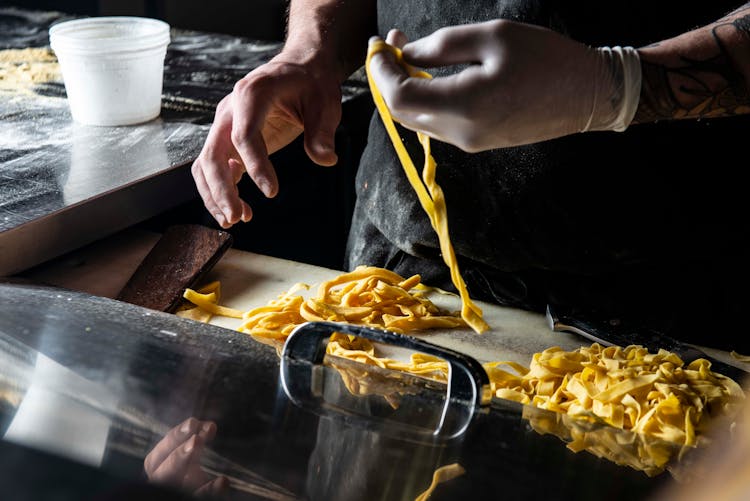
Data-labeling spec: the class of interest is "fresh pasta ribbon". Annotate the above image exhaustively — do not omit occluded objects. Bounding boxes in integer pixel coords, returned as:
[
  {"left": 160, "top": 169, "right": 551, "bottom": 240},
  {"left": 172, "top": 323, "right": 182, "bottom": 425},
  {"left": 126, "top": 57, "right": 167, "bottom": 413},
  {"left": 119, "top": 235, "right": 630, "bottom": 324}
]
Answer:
[
  {"left": 365, "top": 40, "right": 488, "bottom": 334},
  {"left": 414, "top": 463, "right": 465, "bottom": 501},
  {"left": 176, "top": 281, "right": 241, "bottom": 322}
]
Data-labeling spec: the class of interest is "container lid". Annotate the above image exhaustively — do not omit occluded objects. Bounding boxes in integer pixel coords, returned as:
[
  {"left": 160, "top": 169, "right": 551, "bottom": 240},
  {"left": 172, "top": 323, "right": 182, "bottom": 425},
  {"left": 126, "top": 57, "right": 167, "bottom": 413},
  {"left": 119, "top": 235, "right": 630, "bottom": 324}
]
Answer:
[{"left": 49, "top": 16, "right": 170, "bottom": 55}]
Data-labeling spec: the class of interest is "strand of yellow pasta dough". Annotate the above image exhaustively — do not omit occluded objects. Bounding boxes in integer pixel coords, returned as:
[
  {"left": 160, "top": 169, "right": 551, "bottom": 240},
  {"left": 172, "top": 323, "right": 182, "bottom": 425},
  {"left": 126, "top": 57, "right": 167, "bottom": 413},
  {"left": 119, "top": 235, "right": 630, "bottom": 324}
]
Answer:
[
  {"left": 181, "top": 287, "right": 244, "bottom": 319},
  {"left": 365, "top": 40, "right": 488, "bottom": 334},
  {"left": 176, "top": 281, "right": 244, "bottom": 322},
  {"left": 414, "top": 463, "right": 465, "bottom": 501}
]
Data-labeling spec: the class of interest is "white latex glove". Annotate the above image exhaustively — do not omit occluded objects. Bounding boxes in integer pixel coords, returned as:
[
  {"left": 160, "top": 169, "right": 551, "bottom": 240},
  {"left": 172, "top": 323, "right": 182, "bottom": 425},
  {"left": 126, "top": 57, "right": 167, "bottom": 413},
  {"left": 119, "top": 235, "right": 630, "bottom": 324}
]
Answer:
[{"left": 368, "top": 20, "right": 641, "bottom": 152}]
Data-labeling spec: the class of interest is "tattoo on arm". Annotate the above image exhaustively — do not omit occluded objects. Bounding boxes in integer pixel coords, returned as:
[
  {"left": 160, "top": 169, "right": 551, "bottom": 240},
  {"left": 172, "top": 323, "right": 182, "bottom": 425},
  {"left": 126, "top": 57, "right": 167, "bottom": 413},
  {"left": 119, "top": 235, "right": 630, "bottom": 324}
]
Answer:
[{"left": 633, "top": 4, "right": 750, "bottom": 123}]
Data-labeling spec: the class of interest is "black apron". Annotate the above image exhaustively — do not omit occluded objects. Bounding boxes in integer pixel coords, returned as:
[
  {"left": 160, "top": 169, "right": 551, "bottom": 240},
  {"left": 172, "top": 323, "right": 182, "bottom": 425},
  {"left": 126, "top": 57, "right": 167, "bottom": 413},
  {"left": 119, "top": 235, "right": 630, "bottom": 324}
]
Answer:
[{"left": 345, "top": 0, "right": 750, "bottom": 350}]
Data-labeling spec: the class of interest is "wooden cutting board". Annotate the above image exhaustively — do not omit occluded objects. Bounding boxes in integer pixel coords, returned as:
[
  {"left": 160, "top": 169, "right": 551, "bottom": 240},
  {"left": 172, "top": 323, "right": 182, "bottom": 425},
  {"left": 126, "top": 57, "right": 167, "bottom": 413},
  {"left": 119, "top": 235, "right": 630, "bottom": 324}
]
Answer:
[{"left": 195, "top": 249, "right": 583, "bottom": 366}]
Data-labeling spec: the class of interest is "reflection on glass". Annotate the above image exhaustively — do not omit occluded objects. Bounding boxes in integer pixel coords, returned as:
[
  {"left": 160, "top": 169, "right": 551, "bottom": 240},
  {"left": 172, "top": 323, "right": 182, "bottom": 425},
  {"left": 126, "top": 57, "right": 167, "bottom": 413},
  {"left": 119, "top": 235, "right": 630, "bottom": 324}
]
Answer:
[
  {"left": 282, "top": 322, "right": 489, "bottom": 443},
  {"left": 522, "top": 404, "right": 684, "bottom": 477},
  {"left": 514, "top": 396, "right": 741, "bottom": 480},
  {"left": 320, "top": 351, "right": 450, "bottom": 434},
  {"left": 287, "top": 323, "right": 747, "bottom": 482},
  {"left": 0, "top": 331, "right": 297, "bottom": 501},
  {"left": 4, "top": 352, "right": 117, "bottom": 467},
  {"left": 144, "top": 418, "right": 297, "bottom": 500}
]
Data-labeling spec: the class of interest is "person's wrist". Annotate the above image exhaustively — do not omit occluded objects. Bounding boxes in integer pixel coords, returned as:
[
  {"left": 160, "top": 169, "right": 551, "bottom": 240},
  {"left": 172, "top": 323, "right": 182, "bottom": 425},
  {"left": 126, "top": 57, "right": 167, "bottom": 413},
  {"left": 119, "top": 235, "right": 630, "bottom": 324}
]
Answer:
[
  {"left": 279, "top": 39, "right": 351, "bottom": 83},
  {"left": 584, "top": 46, "right": 642, "bottom": 132}
]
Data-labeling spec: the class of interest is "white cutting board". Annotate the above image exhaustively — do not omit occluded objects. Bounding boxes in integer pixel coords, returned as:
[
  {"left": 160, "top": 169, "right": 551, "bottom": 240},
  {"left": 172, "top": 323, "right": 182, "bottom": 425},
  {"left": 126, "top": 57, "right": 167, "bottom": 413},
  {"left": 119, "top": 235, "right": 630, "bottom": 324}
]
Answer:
[{"left": 198, "top": 247, "right": 583, "bottom": 367}]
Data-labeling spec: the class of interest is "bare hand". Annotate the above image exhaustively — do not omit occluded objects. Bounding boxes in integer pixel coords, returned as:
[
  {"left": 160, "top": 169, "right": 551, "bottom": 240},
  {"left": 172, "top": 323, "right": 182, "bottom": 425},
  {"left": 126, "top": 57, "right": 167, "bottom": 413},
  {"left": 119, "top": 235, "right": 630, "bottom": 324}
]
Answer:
[
  {"left": 191, "top": 52, "right": 343, "bottom": 228},
  {"left": 144, "top": 417, "right": 228, "bottom": 497}
]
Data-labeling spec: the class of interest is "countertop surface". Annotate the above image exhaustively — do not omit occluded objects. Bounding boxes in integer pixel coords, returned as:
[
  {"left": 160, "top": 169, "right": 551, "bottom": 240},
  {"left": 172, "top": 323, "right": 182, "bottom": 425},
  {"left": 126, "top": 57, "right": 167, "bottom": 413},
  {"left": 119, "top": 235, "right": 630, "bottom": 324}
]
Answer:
[{"left": 5, "top": 226, "right": 747, "bottom": 500}]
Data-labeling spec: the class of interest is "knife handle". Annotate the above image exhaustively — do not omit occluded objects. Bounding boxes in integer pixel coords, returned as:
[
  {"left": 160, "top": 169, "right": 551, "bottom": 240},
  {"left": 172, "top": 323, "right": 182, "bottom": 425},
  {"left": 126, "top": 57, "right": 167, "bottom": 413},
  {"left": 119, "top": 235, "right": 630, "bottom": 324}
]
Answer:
[{"left": 546, "top": 303, "right": 749, "bottom": 385}]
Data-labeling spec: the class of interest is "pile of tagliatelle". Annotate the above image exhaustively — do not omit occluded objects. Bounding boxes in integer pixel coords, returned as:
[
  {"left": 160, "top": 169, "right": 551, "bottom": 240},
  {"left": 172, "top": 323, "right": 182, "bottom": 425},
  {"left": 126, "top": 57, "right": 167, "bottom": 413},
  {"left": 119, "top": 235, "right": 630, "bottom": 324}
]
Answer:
[{"left": 179, "top": 265, "right": 745, "bottom": 458}]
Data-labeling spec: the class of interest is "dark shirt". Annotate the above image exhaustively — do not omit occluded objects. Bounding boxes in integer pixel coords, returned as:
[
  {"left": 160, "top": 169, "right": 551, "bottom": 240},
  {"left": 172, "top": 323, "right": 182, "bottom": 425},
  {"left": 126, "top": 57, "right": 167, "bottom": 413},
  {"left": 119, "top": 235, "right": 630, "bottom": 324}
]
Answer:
[{"left": 345, "top": 1, "right": 750, "bottom": 350}]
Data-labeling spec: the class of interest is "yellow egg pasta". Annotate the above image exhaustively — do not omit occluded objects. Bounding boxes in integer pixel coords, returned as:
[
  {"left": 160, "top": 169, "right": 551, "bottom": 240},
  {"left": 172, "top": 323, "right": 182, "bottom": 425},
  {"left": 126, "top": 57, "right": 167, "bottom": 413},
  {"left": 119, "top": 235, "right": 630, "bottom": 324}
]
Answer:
[
  {"left": 365, "top": 40, "right": 488, "bottom": 334},
  {"left": 181, "top": 266, "right": 466, "bottom": 353},
  {"left": 414, "top": 463, "right": 465, "bottom": 501},
  {"left": 181, "top": 268, "right": 745, "bottom": 474},
  {"left": 176, "top": 281, "right": 229, "bottom": 322},
  {"left": 485, "top": 344, "right": 745, "bottom": 448}
]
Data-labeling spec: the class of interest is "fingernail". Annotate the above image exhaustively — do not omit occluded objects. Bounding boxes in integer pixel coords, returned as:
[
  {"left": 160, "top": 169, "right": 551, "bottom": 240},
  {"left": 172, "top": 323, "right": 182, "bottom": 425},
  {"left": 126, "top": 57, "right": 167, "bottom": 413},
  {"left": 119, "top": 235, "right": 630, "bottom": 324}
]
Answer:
[
  {"left": 213, "top": 477, "right": 229, "bottom": 494},
  {"left": 202, "top": 422, "right": 213, "bottom": 433},
  {"left": 259, "top": 181, "right": 274, "bottom": 198},
  {"left": 183, "top": 437, "right": 195, "bottom": 453},
  {"left": 368, "top": 36, "right": 381, "bottom": 46},
  {"left": 213, "top": 213, "right": 225, "bottom": 226},
  {"left": 180, "top": 421, "right": 192, "bottom": 434},
  {"left": 318, "top": 142, "right": 334, "bottom": 155}
]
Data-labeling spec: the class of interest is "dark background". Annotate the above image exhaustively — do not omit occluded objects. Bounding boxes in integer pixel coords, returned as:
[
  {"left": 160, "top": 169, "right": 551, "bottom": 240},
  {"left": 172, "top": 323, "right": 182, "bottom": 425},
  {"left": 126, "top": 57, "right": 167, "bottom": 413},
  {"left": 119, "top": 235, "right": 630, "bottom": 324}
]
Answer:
[
  {"left": 3, "top": 0, "right": 374, "bottom": 271},
  {"left": 2, "top": 0, "right": 287, "bottom": 41}
]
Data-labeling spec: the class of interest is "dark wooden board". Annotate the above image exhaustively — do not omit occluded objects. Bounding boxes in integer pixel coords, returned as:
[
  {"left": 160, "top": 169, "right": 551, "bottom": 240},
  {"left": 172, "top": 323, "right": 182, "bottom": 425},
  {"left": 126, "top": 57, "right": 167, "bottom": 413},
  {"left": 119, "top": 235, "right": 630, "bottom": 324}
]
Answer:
[{"left": 116, "top": 224, "right": 232, "bottom": 312}]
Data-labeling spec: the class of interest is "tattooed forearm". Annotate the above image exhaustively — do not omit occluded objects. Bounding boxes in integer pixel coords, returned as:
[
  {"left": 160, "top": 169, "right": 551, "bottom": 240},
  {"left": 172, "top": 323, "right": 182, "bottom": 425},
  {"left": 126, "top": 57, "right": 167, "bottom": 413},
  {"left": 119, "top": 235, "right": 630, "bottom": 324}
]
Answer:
[{"left": 633, "top": 3, "right": 750, "bottom": 123}]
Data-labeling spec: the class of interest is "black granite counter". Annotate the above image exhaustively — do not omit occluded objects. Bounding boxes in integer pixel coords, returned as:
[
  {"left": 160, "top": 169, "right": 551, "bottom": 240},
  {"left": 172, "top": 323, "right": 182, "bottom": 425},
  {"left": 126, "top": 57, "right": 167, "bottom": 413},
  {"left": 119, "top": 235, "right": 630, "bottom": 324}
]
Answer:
[{"left": 0, "top": 7, "right": 369, "bottom": 275}]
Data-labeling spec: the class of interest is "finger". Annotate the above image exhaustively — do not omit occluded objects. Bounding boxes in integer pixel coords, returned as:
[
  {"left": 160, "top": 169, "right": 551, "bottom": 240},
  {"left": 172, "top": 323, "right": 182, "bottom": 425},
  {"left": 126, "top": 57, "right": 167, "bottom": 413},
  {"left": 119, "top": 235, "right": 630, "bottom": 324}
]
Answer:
[
  {"left": 371, "top": 56, "right": 489, "bottom": 116},
  {"left": 369, "top": 45, "right": 455, "bottom": 114},
  {"left": 195, "top": 476, "right": 230, "bottom": 498},
  {"left": 402, "top": 23, "right": 488, "bottom": 67},
  {"left": 179, "top": 422, "right": 217, "bottom": 491},
  {"left": 145, "top": 417, "right": 202, "bottom": 475},
  {"left": 230, "top": 83, "right": 279, "bottom": 198},
  {"left": 150, "top": 434, "right": 206, "bottom": 485},
  {"left": 245, "top": 133, "right": 278, "bottom": 197},
  {"left": 191, "top": 158, "right": 229, "bottom": 228},
  {"left": 196, "top": 420, "right": 217, "bottom": 442},
  {"left": 228, "top": 159, "right": 253, "bottom": 222},
  {"left": 385, "top": 29, "right": 408, "bottom": 49},
  {"left": 368, "top": 38, "right": 410, "bottom": 102},
  {"left": 302, "top": 95, "right": 341, "bottom": 167},
  {"left": 200, "top": 113, "right": 247, "bottom": 225}
]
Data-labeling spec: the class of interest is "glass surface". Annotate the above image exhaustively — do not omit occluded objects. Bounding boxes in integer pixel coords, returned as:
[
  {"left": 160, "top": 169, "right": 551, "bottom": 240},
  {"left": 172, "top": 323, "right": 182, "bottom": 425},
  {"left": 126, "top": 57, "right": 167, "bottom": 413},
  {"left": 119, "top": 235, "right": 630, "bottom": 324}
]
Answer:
[{"left": 0, "top": 280, "right": 739, "bottom": 500}]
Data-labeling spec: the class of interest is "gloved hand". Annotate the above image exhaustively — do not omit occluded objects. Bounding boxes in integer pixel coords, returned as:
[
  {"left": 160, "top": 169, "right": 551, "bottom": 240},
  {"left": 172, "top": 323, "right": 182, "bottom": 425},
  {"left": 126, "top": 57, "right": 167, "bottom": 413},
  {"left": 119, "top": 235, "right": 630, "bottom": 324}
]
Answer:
[{"left": 368, "top": 20, "right": 641, "bottom": 152}]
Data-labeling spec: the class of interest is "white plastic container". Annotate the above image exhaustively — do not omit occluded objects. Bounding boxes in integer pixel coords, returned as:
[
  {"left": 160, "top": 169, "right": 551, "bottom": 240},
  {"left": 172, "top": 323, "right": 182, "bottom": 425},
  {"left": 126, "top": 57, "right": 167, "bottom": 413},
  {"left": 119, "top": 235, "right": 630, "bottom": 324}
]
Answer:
[{"left": 49, "top": 17, "right": 171, "bottom": 126}]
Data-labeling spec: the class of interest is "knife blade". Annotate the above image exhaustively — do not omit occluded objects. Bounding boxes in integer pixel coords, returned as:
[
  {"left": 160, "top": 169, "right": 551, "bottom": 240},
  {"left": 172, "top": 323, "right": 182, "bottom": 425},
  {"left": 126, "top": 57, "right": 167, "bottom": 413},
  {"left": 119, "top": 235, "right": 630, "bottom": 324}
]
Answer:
[
  {"left": 545, "top": 303, "right": 749, "bottom": 386},
  {"left": 116, "top": 224, "right": 232, "bottom": 312}
]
